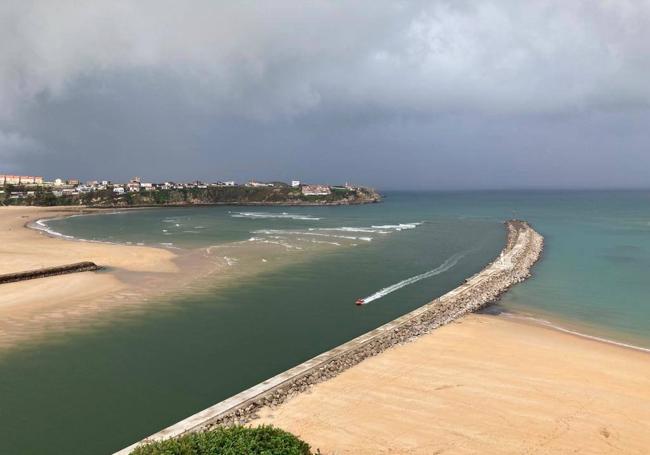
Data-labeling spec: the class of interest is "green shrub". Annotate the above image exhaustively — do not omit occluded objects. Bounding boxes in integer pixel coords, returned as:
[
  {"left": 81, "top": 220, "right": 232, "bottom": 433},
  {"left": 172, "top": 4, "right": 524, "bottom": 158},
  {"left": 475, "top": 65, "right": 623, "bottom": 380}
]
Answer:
[{"left": 131, "top": 425, "right": 314, "bottom": 455}]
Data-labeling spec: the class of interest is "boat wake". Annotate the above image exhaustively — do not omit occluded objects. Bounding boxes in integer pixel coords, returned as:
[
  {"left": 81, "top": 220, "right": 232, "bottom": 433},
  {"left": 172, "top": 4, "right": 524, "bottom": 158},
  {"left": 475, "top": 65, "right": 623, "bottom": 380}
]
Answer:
[{"left": 360, "top": 252, "right": 465, "bottom": 305}]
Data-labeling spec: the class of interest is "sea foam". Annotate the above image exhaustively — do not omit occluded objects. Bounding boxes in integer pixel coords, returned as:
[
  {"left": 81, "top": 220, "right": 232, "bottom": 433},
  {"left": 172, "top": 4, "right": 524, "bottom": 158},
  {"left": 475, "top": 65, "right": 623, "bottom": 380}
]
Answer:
[{"left": 230, "top": 211, "right": 321, "bottom": 221}]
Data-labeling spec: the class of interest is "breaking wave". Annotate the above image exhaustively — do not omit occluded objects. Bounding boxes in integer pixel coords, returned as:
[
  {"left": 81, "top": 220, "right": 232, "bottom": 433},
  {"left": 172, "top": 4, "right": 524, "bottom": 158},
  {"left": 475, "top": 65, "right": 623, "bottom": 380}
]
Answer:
[
  {"left": 251, "top": 229, "right": 372, "bottom": 242},
  {"left": 309, "top": 222, "right": 422, "bottom": 235},
  {"left": 360, "top": 252, "right": 465, "bottom": 305},
  {"left": 32, "top": 219, "right": 74, "bottom": 239},
  {"left": 230, "top": 211, "right": 321, "bottom": 221}
]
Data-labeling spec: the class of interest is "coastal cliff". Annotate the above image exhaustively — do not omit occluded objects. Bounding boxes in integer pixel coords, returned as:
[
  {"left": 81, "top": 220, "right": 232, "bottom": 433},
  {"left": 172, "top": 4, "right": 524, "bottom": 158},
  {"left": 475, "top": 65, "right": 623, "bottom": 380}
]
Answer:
[{"left": 116, "top": 220, "right": 543, "bottom": 454}]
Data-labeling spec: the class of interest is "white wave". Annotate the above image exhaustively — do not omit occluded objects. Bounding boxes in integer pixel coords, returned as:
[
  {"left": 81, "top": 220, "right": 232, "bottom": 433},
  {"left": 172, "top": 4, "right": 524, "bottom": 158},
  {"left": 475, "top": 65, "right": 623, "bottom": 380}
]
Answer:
[
  {"left": 223, "top": 256, "right": 239, "bottom": 266},
  {"left": 370, "top": 222, "right": 423, "bottom": 231},
  {"left": 361, "top": 253, "right": 464, "bottom": 305},
  {"left": 32, "top": 219, "right": 75, "bottom": 239},
  {"left": 309, "top": 222, "right": 422, "bottom": 235},
  {"left": 251, "top": 229, "right": 371, "bottom": 242},
  {"left": 230, "top": 211, "right": 321, "bottom": 221},
  {"left": 260, "top": 239, "right": 303, "bottom": 250},
  {"left": 310, "top": 227, "right": 385, "bottom": 234},
  {"left": 247, "top": 236, "right": 302, "bottom": 249}
]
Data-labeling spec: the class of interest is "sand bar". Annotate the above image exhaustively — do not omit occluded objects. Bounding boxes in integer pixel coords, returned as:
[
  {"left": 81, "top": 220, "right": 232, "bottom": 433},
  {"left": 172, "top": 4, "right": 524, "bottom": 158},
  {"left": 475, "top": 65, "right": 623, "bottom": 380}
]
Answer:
[
  {"left": 257, "top": 313, "right": 650, "bottom": 454},
  {"left": 0, "top": 206, "right": 180, "bottom": 348}
]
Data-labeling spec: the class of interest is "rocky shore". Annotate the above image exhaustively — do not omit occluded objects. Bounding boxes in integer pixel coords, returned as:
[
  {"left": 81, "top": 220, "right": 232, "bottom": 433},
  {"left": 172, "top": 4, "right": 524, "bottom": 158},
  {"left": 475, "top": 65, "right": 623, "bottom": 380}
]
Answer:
[{"left": 116, "top": 220, "right": 543, "bottom": 454}]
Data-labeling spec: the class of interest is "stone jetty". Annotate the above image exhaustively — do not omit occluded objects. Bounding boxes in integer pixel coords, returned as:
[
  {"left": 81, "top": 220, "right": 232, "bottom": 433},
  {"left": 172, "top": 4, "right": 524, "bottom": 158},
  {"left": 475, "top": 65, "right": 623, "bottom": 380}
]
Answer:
[
  {"left": 0, "top": 261, "right": 102, "bottom": 285},
  {"left": 116, "top": 220, "right": 544, "bottom": 454}
]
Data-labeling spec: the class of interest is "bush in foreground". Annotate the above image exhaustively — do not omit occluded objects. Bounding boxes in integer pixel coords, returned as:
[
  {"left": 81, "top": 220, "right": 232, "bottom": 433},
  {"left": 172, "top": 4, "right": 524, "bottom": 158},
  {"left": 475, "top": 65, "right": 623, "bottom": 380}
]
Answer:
[{"left": 131, "top": 425, "right": 314, "bottom": 455}]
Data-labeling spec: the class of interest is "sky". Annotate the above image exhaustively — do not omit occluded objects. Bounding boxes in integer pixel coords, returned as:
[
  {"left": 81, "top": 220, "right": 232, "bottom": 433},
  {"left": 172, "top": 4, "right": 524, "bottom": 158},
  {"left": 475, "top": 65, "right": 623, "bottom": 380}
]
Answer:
[{"left": 1, "top": 0, "right": 649, "bottom": 190}]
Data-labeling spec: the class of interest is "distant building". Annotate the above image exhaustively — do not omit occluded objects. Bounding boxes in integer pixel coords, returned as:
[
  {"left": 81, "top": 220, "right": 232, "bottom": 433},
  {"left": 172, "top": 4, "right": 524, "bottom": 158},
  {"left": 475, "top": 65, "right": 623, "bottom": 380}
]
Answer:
[
  {"left": 113, "top": 187, "right": 125, "bottom": 194},
  {"left": 0, "top": 175, "right": 44, "bottom": 185},
  {"left": 222, "top": 181, "right": 236, "bottom": 186},
  {"left": 127, "top": 177, "right": 141, "bottom": 192},
  {"left": 141, "top": 182, "right": 153, "bottom": 190},
  {"left": 301, "top": 185, "right": 331, "bottom": 196},
  {"left": 54, "top": 178, "right": 64, "bottom": 186},
  {"left": 66, "top": 179, "right": 80, "bottom": 186},
  {"left": 246, "top": 180, "right": 273, "bottom": 187},
  {"left": 291, "top": 180, "right": 301, "bottom": 188}
]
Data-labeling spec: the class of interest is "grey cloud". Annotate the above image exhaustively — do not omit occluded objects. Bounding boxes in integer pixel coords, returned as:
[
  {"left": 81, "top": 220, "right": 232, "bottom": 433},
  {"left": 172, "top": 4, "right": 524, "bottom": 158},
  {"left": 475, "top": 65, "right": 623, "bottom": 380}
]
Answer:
[{"left": 2, "top": 1, "right": 650, "bottom": 187}]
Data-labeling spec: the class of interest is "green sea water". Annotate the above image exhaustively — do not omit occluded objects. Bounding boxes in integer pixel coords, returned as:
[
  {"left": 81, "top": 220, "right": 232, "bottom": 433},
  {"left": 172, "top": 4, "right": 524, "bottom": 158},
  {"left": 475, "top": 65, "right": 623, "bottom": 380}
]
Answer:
[{"left": 1, "top": 191, "right": 649, "bottom": 454}]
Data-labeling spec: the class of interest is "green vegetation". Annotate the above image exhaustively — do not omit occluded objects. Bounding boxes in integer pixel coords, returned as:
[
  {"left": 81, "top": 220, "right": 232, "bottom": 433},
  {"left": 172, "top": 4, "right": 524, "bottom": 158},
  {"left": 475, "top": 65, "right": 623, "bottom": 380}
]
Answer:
[
  {"left": 131, "top": 425, "right": 316, "bottom": 455},
  {"left": 1, "top": 184, "right": 380, "bottom": 207}
]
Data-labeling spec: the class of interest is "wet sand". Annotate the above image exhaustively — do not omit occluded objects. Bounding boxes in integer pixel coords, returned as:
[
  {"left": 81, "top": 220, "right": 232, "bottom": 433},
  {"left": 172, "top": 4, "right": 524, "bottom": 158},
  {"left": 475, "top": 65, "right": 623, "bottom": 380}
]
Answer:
[
  {"left": 0, "top": 206, "right": 334, "bottom": 350},
  {"left": 0, "top": 206, "right": 184, "bottom": 348},
  {"left": 257, "top": 313, "right": 650, "bottom": 454}
]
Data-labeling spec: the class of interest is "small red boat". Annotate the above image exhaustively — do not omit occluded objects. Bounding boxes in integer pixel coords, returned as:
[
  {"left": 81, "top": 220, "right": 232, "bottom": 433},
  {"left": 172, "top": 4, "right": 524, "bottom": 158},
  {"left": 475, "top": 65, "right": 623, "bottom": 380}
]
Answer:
[{"left": 355, "top": 298, "right": 365, "bottom": 306}]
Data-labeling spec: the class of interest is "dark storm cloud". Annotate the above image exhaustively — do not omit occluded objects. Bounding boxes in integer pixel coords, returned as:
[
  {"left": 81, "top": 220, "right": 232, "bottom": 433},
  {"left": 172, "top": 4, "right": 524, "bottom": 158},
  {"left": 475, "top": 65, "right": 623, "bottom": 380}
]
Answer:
[{"left": 1, "top": 0, "right": 650, "bottom": 188}]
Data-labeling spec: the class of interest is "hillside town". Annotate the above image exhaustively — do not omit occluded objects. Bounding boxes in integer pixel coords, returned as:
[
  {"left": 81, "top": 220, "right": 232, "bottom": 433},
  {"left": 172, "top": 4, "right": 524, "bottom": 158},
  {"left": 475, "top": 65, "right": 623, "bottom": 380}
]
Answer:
[{"left": 0, "top": 173, "right": 376, "bottom": 206}]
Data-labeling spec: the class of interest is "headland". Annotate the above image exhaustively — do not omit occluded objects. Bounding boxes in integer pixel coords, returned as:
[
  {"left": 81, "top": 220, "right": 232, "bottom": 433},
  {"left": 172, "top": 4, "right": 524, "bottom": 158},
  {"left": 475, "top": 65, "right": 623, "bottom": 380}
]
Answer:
[{"left": 2, "top": 177, "right": 381, "bottom": 208}]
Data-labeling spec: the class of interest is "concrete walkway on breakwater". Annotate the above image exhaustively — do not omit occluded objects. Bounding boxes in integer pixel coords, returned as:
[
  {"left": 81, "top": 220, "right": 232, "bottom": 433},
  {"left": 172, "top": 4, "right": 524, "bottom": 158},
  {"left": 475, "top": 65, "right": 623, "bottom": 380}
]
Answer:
[{"left": 115, "top": 220, "right": 544, "bottom": 454}]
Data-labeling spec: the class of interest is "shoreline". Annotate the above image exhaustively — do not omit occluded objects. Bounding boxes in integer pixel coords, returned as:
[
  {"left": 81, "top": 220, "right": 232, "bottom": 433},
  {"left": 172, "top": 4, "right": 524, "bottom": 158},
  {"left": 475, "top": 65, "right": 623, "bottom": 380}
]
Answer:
[
  {"left": 257, "top": 313, "right": 650, "bottom": 454},
  {"left": 0, "top": 206, "right": 190, "bottom": 350},
  {"left": 28, "top": 209, "right": 650, "bottom": 355},
  {"left": 116, "top": 220, "right": 545, "bottom": 453},
  {"left": 498, "top": 310, "right": 650, "bottom": 354},
  {"left": 0, "top": 206, "right": 359, "bottom": 351}
]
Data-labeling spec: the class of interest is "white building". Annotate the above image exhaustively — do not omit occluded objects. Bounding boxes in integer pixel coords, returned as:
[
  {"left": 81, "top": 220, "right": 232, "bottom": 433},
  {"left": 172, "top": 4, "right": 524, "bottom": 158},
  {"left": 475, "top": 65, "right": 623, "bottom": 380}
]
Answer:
[
  {"left": 301, "top": 185, "right": 331, "bottom": 196},
  {"left": 291, "top": 180, "right": 301, "bottom": 188},
  {"left": 222, "top": 181, "right": 236, "bottom": 186},
  {"left": 246, "top": 180, "right": 273, "bottom": 187},
  {"left": 113, "top": 187, "right": 125, "bottom": 194}
]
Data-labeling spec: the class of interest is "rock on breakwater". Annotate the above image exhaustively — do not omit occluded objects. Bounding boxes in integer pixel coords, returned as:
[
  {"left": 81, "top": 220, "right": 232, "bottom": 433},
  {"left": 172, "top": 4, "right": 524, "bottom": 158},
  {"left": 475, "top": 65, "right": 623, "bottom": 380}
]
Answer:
[
  {"left": 0, "top": 261, "right": 102, "bottom": 285},
  {"left": 116, "top": 220, "right": 543, "bottom": 454}
]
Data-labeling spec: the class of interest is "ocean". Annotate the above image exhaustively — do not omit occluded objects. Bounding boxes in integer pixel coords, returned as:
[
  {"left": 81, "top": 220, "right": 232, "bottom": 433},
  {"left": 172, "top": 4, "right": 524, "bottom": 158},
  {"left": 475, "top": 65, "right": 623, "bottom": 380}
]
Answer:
[{"left": 1, "top": 190, "right": 649, "bottom": 454}]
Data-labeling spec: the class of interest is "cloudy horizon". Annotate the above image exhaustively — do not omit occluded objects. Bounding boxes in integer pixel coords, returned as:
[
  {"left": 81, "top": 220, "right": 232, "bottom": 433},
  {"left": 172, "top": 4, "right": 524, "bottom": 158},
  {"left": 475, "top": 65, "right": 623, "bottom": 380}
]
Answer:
[{"left": 1, "top": 1, "right": 650, "bottom": 189}]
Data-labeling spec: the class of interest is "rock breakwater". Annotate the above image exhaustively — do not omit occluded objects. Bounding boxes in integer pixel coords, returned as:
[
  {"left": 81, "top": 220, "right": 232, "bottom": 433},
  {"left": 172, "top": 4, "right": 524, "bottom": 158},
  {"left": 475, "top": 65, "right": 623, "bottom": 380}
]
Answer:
[
  {"left": 0, "top": 261, "right": 102, "bottom": 285},
  {"left": 116, "top": 220, "right": 543, "bottom": 454}
]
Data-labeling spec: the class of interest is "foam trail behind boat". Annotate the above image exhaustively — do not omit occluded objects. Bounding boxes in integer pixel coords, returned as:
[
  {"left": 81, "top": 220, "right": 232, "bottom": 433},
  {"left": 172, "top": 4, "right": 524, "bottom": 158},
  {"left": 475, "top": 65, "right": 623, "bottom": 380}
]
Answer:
[{"left": 361, "top": 252, "right": 465, "bottom": 304}]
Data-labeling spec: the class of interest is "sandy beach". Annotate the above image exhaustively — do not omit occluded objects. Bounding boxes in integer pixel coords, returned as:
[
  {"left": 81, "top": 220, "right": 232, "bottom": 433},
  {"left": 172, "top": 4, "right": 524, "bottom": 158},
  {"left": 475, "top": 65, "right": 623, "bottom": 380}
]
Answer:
[
  {"left": 257, "top": 313, "right": 650, "bottom": 454},
  {"left": 0, "top": 206, "right": 183, "bottom": 349},
  {"left": 0, "top": 205, "right": 330, "bottom": 350}
]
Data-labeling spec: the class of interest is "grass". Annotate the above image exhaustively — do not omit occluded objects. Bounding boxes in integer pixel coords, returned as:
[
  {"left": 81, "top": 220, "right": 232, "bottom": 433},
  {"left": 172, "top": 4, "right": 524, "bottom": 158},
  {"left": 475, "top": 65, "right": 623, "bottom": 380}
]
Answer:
[{"left": 130, "top": 425, "right": 315, "bottom": 455}]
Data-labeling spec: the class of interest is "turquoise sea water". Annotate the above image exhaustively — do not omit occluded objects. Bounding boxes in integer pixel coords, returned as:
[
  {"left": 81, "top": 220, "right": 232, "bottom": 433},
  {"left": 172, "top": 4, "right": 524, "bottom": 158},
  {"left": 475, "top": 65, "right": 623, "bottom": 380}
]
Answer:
[{"left": 1, "top": 191, "right": 650, "bottom": 454}]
